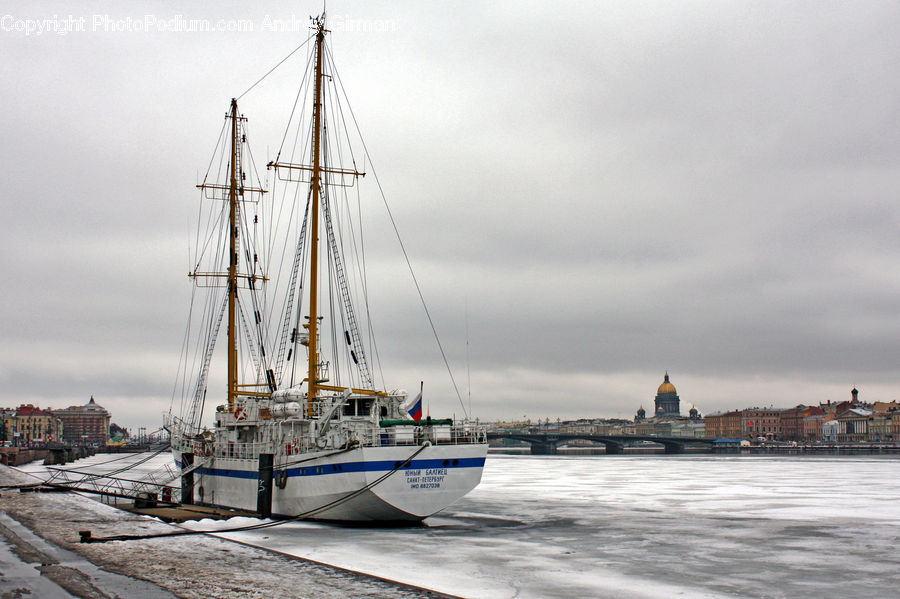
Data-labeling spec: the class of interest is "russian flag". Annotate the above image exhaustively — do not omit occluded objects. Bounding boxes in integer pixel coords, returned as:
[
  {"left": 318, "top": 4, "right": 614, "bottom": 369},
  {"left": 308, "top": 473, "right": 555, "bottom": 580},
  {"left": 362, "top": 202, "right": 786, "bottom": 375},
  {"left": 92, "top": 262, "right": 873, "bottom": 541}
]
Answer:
[{"left": 407, "top": 391, "right": 423, "bottom": 423}]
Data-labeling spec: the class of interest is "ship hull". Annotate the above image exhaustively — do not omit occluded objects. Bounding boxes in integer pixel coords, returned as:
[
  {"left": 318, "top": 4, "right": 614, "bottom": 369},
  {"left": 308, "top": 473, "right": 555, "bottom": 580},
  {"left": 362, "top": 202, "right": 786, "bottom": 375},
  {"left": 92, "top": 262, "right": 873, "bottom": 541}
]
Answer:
[{"left": 177, "top": 443, "right": 487, "bottom": 522}]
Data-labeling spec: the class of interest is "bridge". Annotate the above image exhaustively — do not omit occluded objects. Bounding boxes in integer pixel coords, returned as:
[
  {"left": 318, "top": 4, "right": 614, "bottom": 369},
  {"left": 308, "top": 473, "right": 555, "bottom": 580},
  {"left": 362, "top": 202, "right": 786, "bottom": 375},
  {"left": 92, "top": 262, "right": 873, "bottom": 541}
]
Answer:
[{"left": 486, "top": 431, "right": 718, "bottom": 455}]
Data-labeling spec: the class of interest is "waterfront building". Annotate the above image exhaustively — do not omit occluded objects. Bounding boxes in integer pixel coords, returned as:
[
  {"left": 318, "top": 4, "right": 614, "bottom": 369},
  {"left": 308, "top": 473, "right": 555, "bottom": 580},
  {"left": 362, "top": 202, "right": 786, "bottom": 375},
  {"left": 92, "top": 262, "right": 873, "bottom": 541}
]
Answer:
[
  {"left": 704, "top": 410, "right": 742, "bottom": 439},
  {"left": 780, "top": 406, "right": 805, "bottom": 441},
  {"left": 634, "top": 421, "right": 654, "bottom": 435},
  {"left": 867, "top": 411, "right": 896, "bottom": 442},
  {"left": 53, "top": 396, "right": 111, "bottom": 446},
  {"left": 0, "top": 409, "right": 14, "bottom": 443},
  {"left": 653, "top": 372, "right": 681, "bottom": 418},
  {"left": 559, "top": 420, "right": 598, "bottom": 435},
  {"left": 780, "top": 405, "right": 825, "bottom": 442},
  {"left": 1, "top": 405, "right": 63, "bottom": 446},
  {"left": 669, "top": 419, "right": 706, "bottom": 438},
  {"left": 822, "top": 388, "right": 868, "bottom": 421},
  {"left": 742, "top": 408, "right": 783, "bottom": 441},
  {"left": 835, "top": 407, "right": 872, "bottom": 443},
  {"left": 802, "top": 409, "right": 825, "bottom": 441},
  {"left": 823, "top": 420, "right": 839, "bottom": 442}
]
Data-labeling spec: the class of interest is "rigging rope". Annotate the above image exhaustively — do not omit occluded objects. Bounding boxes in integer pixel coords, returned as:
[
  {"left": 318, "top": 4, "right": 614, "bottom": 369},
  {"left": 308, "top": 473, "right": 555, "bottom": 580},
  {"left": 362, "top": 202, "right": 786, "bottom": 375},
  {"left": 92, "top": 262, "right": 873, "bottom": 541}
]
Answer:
[
  {"left": 235, "top": 34, "right": 315, "bottom": 101},
  {"left": 325, "top": 45, "right": 470, "bottom": 418}
]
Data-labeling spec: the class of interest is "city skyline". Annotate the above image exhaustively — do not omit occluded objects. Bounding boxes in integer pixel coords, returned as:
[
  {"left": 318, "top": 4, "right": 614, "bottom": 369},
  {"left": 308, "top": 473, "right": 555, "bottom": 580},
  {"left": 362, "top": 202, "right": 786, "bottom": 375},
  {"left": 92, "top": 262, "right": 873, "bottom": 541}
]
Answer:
[
  {"left": 3, "top": 2, "right": 900, "bottom": 430},
  {"left": 1, "top": 376, "right": 881, "bottom": 431}
]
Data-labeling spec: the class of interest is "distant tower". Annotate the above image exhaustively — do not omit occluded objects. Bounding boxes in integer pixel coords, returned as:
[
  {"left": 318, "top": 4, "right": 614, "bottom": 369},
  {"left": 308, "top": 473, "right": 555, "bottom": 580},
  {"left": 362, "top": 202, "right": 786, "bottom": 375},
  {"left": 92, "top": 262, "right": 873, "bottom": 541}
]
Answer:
[
  {"left": 689, "top": 406, "right": 700, "bottom": 420},
  {"left": 654, "top": 372, "right": 681, "bottom": 418},
  {"left": 635, "top": 406, "right": 646, "bottom": 423},
  {"left": 851, "top": 387, "right": 859, "bottom": 404}
]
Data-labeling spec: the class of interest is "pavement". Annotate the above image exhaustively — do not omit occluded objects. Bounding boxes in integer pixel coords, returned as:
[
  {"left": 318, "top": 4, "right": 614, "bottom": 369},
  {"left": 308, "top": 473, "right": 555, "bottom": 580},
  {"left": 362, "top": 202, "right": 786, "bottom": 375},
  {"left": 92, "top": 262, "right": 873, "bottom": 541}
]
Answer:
[{"left": 0, "top": 510, "right": 176, "bottom": 598}]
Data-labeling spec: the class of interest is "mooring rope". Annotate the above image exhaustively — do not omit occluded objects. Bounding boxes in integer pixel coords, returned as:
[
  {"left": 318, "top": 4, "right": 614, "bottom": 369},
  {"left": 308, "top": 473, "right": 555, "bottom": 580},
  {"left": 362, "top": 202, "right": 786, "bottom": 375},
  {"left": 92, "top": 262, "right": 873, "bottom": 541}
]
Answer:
[{"left": 79, "top": 444, "right": 430, "bottom": 543}]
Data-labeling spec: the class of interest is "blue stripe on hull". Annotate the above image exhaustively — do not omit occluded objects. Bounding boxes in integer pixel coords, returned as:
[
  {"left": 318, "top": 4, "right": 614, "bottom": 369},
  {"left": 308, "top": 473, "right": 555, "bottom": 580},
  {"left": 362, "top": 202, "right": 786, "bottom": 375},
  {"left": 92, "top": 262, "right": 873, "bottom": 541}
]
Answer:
[{"left": 198, "top": 456, "right": 485, "bottom": 479}]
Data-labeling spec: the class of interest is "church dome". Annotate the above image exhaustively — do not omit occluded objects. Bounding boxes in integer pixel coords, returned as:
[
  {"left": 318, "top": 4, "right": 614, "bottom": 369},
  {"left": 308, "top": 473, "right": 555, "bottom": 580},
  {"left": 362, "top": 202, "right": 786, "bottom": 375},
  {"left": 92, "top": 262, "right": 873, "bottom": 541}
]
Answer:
[
  {"left": 657, "top": 372, "right": 676, "bottom": 394},
  {"left": 83, "top": 396, "right": 107, "bottom": 412}
]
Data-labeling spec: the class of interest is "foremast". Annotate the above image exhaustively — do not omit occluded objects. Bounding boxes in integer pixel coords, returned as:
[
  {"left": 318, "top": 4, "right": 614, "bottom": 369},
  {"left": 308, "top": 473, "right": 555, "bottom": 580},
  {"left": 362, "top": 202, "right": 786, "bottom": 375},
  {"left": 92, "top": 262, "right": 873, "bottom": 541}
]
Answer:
[
  {"left": 227, "top": 99, "right": 240, "bottom": 413},
  {"left": 191, "top": 100, "right": 268, "bottom": 417}
]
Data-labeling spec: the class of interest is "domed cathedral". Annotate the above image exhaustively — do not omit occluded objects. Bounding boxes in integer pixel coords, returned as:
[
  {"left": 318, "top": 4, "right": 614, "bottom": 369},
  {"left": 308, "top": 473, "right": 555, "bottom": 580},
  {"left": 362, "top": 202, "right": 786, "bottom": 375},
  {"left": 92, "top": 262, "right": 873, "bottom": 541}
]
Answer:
[{"left": 654, "top": 372, "right": 681, "bottom": 418}]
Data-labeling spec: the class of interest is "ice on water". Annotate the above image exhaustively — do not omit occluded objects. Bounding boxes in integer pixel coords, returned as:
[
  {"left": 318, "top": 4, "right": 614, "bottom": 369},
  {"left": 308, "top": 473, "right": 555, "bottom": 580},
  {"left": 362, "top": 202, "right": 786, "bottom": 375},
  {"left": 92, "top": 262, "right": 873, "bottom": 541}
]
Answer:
[{"left": 22, "top": 453, "right": 900, "bottom": 598}]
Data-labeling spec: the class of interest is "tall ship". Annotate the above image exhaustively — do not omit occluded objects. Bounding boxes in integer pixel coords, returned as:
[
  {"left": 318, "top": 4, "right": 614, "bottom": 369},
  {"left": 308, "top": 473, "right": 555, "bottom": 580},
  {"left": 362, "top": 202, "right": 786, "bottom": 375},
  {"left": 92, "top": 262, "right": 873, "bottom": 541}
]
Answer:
[{"left": 166, "top": 15, "right": 487, "bottom": 522}]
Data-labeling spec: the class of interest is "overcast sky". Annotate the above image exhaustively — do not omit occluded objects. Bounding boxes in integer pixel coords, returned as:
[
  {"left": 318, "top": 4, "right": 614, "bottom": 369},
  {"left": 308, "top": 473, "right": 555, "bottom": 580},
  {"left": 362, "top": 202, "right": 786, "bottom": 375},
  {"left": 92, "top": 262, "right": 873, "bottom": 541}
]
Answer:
[{"left": 2, "top": 1, "right": 899, "bottom": 430}]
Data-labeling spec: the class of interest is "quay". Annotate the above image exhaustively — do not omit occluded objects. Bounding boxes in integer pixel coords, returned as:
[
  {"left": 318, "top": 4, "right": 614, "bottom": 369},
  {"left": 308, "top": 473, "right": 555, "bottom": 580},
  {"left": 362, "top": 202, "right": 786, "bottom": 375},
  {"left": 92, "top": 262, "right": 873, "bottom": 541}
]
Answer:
[{"left": 0, "top": 463, "right": 454, "bottom": 598}]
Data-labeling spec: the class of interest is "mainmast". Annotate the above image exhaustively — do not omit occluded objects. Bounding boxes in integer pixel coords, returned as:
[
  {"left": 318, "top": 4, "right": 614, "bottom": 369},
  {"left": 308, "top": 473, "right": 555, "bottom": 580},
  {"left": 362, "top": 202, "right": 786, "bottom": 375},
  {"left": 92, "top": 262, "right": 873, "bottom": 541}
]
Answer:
[
  {"left": 269, "top": 14, "right": 381, "bottom": 418},
  {"left": 306, "top": 16, "right": 326, "bottom": 415}
]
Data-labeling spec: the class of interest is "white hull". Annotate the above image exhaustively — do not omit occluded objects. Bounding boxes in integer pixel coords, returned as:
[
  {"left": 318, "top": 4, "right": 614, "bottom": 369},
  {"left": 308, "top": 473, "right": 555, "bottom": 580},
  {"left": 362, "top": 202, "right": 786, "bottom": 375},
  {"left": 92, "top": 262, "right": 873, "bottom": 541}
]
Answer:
[{"left": 177, "top": 443, "right": 487, "bottom": 521}]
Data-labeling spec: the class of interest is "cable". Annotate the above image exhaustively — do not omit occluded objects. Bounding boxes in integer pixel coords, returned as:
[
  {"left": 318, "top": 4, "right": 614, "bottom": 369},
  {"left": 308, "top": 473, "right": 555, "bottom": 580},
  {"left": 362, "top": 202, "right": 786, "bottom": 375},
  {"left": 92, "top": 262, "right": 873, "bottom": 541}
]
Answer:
[{"left": 236, "top": 34, "right": 315, "bottom": 101}]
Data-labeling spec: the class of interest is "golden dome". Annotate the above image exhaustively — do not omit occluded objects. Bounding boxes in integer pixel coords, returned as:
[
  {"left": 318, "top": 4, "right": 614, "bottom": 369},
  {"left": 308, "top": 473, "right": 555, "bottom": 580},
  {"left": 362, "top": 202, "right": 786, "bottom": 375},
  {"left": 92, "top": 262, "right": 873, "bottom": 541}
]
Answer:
[{"left": 657, "top": 372, "right": 676, "bottom": 394}]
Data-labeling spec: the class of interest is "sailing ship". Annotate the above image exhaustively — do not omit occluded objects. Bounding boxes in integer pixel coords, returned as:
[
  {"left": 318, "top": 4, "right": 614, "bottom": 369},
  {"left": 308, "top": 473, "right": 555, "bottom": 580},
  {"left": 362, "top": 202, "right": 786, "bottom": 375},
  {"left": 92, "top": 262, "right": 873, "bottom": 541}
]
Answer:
[{"left": 165, "top": 15, "right": 487, "bottom": 522}]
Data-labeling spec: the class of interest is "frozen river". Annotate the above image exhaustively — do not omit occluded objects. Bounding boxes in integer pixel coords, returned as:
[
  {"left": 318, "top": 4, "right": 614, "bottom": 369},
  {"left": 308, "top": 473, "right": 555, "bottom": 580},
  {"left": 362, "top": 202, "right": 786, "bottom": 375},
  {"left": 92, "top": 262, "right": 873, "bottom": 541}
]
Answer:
[{"left": 22, "top": 453, "right": 900, "bottom": 598}]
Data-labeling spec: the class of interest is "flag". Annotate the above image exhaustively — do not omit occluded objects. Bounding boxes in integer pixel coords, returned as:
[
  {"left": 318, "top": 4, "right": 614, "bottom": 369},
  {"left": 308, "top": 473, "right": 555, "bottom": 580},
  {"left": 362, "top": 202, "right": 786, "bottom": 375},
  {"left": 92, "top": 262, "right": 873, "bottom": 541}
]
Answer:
[{"left": 407, "top": 389, "right": 423, "bottom": 423}]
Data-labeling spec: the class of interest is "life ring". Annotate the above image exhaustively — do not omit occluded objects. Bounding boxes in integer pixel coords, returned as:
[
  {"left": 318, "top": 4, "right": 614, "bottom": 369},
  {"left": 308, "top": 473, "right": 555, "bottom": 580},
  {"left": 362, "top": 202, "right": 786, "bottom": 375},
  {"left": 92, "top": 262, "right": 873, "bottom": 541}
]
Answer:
[{"left": 234, "top": 407, "right": 247, "bottom": 421}]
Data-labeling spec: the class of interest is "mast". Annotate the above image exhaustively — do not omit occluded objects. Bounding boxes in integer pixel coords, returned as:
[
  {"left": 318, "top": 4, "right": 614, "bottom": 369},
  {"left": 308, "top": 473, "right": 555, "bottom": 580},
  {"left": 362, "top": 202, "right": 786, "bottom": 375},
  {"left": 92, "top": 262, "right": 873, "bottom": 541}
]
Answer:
[
  {"left": 227, "top": 98, "right": 240, "bottom": 412},
  {"left": 268, "top": 14, "right": 379, "bottom": 414},
  {"left": 306, "top": 17, "right": 326, "bottom": 416},
  {"left": 191, "top": 100, "right": 268, "bottom": 425}
]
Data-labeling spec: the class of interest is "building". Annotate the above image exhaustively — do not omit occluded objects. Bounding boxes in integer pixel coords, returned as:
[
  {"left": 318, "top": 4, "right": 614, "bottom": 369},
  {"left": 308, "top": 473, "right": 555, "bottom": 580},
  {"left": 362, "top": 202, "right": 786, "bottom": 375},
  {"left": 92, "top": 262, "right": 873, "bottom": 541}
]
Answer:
[
  {"left": 780, "top": 405, "right": 825, "bottom": 442},
  {"left": 634, "top": 406, "right": 647, "bottom": 423},
  {"left": 821, "top": 388, "right": 868, "bottom": 421},
  {"left": 871, "top": 401, "right": 900, "bottom": 414},
  {"left": 653, "top": 373, "right": 681, "bottom": 418},
  {"left": 836, "top": 407, "right": 872, "bottom": 443},
  {"left": 801, "top": 409, "right": 825, "bottom": 442},
  {"left": 867, "top": 411, "right": 896, "bottom": 442},
  {"left": 1, "top": 405, "right": 63, "bottom": 446},
  {"left": 742, "top": 408, "right": 783, "bottom": 441},
  {"left": 669, "top": 418, "right": 706, "bottom": 438},
  {"left": 705, "top": 410, "right": 742, "bottom": 439},
  {"left": 0, "top": 409, "right": 14, "bottom": 443},
  {"left": 779, "top": 406, "right": 806, "bottom": 441},
  {"left": 53, "top": 396, "right": 111, "bottom": 446}
]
